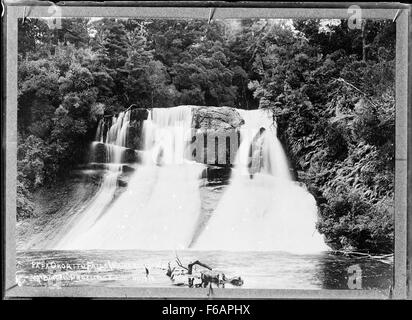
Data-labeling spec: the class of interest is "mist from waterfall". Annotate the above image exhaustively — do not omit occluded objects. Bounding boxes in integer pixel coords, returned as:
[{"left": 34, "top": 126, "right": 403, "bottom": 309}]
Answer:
[{"left": 193, "top": 109, "right": 328, "bottom": 253}]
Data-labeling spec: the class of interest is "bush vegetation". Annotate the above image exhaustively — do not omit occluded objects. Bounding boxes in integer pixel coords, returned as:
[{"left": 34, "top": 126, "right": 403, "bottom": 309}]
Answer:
[{"left": 17, "top": 18, "right": 395, "bottom": 253}]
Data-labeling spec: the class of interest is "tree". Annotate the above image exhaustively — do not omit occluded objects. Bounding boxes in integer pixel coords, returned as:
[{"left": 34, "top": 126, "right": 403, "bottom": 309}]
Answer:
[{"left": 248, "top": 19, "right": 396, "bottom": 252}]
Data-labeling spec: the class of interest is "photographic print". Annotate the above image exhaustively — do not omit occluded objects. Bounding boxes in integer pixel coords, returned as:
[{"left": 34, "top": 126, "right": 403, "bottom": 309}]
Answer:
[{"left": 13, "top": 13, "right": 397, "bottom": 293}]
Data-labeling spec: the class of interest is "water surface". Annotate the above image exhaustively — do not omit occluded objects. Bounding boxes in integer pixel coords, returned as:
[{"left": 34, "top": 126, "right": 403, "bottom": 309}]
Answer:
[{"left": 16, "top": 250, "right": 392, "bottom": 290}]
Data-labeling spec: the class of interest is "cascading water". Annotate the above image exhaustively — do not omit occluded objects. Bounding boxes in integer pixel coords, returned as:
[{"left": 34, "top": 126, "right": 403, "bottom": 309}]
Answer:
[
  {"left": 57, "top": 110, "right": 131, "bottom": 249},
  {"left": 193, "top": 109, "right": 328, "bottom": 253},
  {"left": 105, "top": 110, "right": 131, "bottom": 164},
  {"left": 57, "top": 106, "right": 204, "bottom": 250},
  {"left": 56, "top": 106, "right": 326, "bottom": 253}
]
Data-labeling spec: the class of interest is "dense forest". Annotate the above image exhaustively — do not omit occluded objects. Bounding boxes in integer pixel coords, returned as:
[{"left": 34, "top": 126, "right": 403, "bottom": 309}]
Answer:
[{"left": 17, "top": 18, "right": 395, "bottom": 253}]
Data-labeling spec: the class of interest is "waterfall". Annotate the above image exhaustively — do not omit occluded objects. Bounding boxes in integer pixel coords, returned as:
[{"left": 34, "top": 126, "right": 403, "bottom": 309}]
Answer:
[
  {"left": 193, "top": 109, "right": 328, "bottom": 253},
  {"left": 57, "top": 106, "right": 204, "bottom": 250},
  {"left": 56, "top": 106, "right": 327, "bottom": 253},
  {"left": 57, "top": 110, "right": 131, "bottom": 249},
  {"left": 143, "top": 106, "right": 194, "bottom": 165},
  {"left": 234, "top": 109, "right": 292, "bottom": 179}
]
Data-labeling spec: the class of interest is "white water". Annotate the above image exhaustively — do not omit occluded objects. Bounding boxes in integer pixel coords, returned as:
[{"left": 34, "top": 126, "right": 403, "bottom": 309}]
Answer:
[
  {"left": 193, "top": 109, "right": 328, "bottom": 253},
  {"left": 56, "top": 106, "right": 327, "bottom": 253},
  {"left": 57, "top": 106, "right": 204, "bottom": 250},
  {"left": 57, "top": 111, "right": 131, "bottom": 249}
]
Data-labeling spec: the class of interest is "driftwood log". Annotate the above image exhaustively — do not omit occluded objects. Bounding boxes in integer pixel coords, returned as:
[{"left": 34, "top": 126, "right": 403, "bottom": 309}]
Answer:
[
  {"left": 166, "top": 254, "right": 244, "bottom": 288},
  {"left": 332, "top": 250, "right": 394, "bottom": 264}
]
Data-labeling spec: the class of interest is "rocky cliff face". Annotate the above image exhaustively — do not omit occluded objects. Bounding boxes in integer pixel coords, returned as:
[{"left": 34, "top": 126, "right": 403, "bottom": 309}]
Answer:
[
  {"left": 191, "top": 106, "right": 244, "bottom": 132},
  {"left": 191, "top": 106, "right": 244, "bottom": 167}
]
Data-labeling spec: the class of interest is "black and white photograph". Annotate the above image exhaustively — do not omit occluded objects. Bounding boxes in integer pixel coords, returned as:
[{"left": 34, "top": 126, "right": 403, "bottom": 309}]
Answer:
[{"left": 2, "top": 2, "right": 410, "bottom": 300}]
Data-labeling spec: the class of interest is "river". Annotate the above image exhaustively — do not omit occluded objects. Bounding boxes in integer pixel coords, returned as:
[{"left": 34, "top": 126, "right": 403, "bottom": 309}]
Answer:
[{"left": 16, "top": 249, "right": 392, "bottom": 290}]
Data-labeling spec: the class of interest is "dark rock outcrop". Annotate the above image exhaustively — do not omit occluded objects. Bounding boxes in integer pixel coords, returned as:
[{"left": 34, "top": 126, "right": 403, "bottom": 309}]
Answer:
[
  {"left": 130, "top": 107, "right": 149, "bottom": 122},
  {"left": 126, "top": 120, "right": 146, "bottom": 150},
  {"left": 76, "top": 163, "right": 136, "bottom": 173},
  {"left": 201, "top": 166, "right": 231, "bottom": 183},
  {"left": 89, "top": 142, "right": 142, "bottom": 164},
  {"left": 127, "top": 107, "right": 149, "bottom": 150}
]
